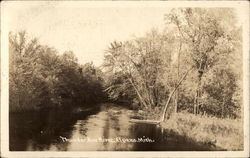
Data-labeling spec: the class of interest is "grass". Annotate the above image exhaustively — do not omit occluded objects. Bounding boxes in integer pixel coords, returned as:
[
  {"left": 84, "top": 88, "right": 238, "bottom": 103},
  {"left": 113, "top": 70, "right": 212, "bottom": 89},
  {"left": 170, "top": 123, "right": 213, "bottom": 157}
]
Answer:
[{"left": 161, "top": 112, "right": 244, "bottom": 151}]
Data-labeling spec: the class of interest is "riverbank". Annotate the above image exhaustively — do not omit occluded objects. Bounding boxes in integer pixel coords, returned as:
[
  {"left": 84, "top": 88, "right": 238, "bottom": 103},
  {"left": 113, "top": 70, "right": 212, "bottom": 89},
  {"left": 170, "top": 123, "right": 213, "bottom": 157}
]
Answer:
[
  {"left": 160, "top": 112, "right": 243, "bottom": 151},
  {"left": 10, "top": 103, "right": 220, "bottom": 151}
]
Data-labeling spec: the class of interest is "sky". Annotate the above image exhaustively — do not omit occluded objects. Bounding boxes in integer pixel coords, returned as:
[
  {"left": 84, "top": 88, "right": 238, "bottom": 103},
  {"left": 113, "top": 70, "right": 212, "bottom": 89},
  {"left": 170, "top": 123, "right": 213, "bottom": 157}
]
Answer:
[
  {"left": 5, "top": 2, "right": 169, "bottom": 66},
  {"left": 4, "top": 1, "right": 246, "bottom": 67}
]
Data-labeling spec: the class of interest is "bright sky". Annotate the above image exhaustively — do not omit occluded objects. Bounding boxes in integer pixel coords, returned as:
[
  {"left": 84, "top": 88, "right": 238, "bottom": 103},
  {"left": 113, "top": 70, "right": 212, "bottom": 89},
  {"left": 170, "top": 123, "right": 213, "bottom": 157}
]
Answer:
[
  {"left": 4, "top": 1, "right": 247, "bottom": 67},
  {"left": 6, "top": 2, "right": 169, "bottom": 66}
]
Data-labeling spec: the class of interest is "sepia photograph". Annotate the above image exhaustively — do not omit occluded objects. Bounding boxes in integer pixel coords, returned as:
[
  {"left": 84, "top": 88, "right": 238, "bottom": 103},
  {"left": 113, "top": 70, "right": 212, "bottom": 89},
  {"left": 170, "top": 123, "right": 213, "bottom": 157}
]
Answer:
[{"left": 1, "top": 1, "right": 249, "bottom": 157}]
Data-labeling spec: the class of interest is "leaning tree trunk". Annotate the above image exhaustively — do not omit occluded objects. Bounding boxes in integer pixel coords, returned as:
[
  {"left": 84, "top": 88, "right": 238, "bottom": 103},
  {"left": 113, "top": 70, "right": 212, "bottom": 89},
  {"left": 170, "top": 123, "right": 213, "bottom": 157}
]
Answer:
[
  {"left": 110, "top": 54, "right": 150, "bottom": 109},
  {"left": 161, "top": 67, "right": 194, "bottom": 122},
  {"left": 128, "top": 77, "right": 148, "bottom": 108}
]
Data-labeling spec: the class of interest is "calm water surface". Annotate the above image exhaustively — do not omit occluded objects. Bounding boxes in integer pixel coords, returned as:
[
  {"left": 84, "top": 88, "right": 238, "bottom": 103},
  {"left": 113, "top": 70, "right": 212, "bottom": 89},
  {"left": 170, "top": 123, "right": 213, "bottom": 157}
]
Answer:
[{"left": 10, "top": 104, "right": 218, "bottom": 151}]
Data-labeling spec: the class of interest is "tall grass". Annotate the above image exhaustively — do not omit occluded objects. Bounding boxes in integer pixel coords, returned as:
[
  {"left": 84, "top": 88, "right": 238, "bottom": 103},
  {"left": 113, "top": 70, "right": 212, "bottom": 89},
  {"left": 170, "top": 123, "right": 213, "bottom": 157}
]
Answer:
[{"left": 161, "top": 112, "right": 243, "bottom": 150}]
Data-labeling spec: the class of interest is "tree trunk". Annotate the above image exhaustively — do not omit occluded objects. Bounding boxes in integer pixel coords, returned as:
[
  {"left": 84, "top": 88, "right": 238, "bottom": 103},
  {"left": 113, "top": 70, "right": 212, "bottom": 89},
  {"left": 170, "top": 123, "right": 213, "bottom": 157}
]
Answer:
[
  {"left": 174, "top": 40, "right": 181, "bottom": 113},
  {"left": 174, "top": 91, "right": 178, "bottom": 113},
  {"left": 111, "top": 55, "right": 149, "bottom": 108},
  {"left": 195, "top": 69, "right": 202, "bottom": 115},
  {"left": 194, "top": 93, "right": 197, "bottom": 114},
  {"left": 128, "top": 78, "right": 148, "bottom": 108},
  {"left": 161, "top": 67, "right": 193, "bottom": 122},
  {"left": 221, "top": 96, "right": 225, "bottom": 118}
]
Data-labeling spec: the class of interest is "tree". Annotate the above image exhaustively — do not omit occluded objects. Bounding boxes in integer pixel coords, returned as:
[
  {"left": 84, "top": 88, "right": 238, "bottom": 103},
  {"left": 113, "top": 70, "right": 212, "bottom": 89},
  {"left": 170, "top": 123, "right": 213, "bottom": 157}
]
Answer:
[
  {"left": 9, "top": 31, "right": 48, "bottom": 111},
  {"left": 165, "top": 8, "right": 240, "bottom": 115},
  {"left": 202, "top": 67, "right": 238, "bottom": 118},
  {"left": 9, "top": 31, "right": 106, "bottom": 112},
  {"left": 103, "top": 30, "right": 173, "bottom": 110}
]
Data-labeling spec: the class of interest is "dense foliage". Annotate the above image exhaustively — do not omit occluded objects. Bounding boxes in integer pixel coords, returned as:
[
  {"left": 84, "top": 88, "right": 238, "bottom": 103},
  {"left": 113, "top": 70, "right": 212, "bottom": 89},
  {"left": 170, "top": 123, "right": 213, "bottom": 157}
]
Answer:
[
  {"left": 9, "top": 31, "right": 106, "bottom": 112},
  {"left": 9, "top": 8, "right": 242, "bottom": 119},
  {"left": 103, "top": 8, "right": 242, "bottom": 119}
]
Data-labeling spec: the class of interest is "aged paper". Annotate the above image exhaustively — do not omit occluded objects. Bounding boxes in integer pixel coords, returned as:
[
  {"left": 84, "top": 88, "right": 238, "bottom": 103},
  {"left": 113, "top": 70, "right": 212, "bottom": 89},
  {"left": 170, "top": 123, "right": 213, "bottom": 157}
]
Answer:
[{"left": 1, "top": 1, "right": 249, "bottom": 157}]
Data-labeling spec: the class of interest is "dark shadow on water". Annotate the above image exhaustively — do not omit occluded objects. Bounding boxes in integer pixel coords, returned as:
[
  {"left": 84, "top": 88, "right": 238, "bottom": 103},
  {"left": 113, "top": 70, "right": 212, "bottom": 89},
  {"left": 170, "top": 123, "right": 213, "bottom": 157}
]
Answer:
[
  {"left": 9, "top": 106, "right": 100, "bottom": 151},
  {"left": 9, "top": 104, "right": 224, "bottom": 151}
]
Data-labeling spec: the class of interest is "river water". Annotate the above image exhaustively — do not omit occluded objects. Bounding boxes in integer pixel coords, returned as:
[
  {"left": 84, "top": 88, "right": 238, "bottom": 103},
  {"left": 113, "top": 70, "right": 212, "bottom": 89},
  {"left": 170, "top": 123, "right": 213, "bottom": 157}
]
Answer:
[{"left": 9, "top": 103, "right": 218, "bottom": 151}]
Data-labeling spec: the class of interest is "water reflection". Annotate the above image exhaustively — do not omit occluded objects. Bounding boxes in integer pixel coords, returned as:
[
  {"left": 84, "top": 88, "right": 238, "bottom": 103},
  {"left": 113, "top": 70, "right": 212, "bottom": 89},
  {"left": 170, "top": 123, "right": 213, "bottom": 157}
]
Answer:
[{"left": 10, "top": 104, "right": 220, "bottom": 151}]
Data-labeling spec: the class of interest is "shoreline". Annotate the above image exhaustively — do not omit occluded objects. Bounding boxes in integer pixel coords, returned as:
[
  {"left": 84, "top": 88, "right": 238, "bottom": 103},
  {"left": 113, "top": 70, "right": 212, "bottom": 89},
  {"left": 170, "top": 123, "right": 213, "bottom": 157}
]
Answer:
[{"left": 160, "top": 112, "right": 243, "bottom": 151}]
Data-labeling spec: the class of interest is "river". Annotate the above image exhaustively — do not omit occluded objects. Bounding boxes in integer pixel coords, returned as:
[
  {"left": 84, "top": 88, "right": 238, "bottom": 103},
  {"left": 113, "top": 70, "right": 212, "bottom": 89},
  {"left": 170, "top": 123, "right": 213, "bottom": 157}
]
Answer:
[{"left": 9, "top": 103, "right": 218, "bottom": 151}]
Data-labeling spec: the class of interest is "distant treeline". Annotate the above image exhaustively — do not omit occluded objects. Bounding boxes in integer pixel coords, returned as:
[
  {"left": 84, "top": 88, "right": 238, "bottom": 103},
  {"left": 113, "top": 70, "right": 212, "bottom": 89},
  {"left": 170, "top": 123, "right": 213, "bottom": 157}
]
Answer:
[
  {"left": 9, "top": 31, "right": 106, "bottom": 112},
  {"left": 103, "top": 8, "right": 242, "bottom": 119}
]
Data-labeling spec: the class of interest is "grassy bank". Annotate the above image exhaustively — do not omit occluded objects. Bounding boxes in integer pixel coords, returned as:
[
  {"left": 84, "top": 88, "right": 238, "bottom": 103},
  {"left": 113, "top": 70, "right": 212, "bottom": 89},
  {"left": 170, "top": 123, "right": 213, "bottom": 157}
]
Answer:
[{"left": 161, "top": 112, "right": 243, "bottom": 151}]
